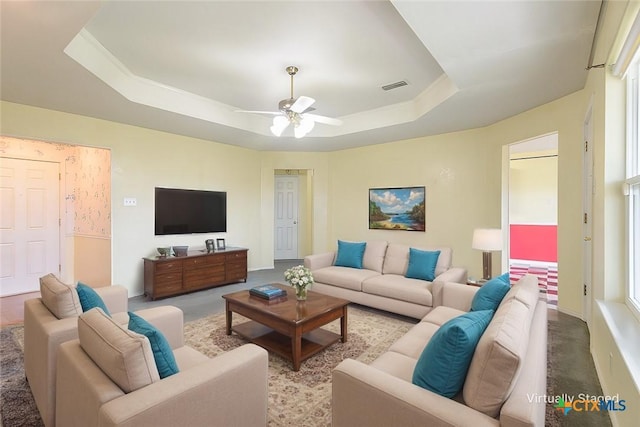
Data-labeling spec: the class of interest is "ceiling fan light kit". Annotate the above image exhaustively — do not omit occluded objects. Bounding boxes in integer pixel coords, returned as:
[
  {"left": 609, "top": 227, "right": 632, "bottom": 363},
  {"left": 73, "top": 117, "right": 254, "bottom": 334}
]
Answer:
[{"left": 238, "top": 65, "right": 341, "bottom": 139}]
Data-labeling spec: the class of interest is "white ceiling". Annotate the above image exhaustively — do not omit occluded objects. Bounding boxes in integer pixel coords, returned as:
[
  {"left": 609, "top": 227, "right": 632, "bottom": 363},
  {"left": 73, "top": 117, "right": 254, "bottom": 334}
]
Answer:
[{"left": 0, "top": 1, "right": 601, "bottom": 152}]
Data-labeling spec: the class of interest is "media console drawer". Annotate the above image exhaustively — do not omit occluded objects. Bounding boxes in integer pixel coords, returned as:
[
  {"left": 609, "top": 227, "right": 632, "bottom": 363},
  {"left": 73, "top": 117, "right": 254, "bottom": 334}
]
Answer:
[{"left": 143, "top": 247, "right": 248, "bottom": 300}]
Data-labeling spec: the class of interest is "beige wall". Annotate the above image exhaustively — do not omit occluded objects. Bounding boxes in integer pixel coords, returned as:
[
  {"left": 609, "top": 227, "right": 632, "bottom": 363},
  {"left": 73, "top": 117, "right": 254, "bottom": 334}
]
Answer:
[
  {"left": 0, "top": 94, "right": 585, "bottom": 305},
  {"left": 74, "top": 235, "right": 111, "bottom": 287},
  {"left": 509, "top": 156, "right": 558, "bottom": 225},
  {"left": 1, "top": 102, "right": 264, "bottom": 296},
  {"left": 325, "top": 129, "right": 500, "bottom": 279}
]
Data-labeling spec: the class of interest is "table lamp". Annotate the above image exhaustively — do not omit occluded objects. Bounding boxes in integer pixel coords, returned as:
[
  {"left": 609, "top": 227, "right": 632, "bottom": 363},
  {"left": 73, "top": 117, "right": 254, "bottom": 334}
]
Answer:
[{"left": 472, "top": 228, "right": 502, "bottom": 281}]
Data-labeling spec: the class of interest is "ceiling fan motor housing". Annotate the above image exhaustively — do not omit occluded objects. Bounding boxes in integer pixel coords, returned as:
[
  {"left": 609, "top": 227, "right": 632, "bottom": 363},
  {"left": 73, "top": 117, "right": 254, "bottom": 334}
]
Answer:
[{"left": 278, "top": 98, "right": 295, "bottom": 111}]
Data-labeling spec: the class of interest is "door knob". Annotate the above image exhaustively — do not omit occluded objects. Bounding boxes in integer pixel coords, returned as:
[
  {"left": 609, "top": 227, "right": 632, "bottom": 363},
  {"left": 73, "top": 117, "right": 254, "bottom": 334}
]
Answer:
[{"left": 584, "top": 237, "right": 592, "bottom": 241}]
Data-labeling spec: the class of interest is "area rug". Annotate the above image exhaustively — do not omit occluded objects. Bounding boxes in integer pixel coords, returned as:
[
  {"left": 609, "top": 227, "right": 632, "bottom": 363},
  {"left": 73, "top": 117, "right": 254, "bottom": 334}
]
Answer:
[{"left": 0, "top": 305, "right": 414, "bottom": 427}]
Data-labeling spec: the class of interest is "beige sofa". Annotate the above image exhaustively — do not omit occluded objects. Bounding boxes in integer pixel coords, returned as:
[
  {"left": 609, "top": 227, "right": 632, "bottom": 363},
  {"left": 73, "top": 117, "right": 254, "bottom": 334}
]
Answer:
[
  {"left": 304, "top": 241, "right": 467, "bottom": 319},
  {"left": 55, "top": 308, "right": 268, "bottom": 427},
  {"left": 332, "top": 274, "right": 547, "bottom": 427},
  {"left": 24, "top": 279, "right": 184, "bottom": 427}
]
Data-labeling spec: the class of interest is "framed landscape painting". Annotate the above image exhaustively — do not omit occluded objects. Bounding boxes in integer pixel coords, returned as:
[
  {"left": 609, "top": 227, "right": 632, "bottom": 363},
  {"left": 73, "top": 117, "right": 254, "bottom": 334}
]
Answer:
[{"left": 369, "top": 187, "right": 425, "bottom": 231}]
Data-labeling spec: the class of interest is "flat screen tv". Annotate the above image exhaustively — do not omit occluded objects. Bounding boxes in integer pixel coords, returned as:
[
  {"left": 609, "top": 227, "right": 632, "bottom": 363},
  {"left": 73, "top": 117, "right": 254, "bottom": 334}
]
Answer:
[{"left": 155, "top": 187, "right": 227, "bottom": 235}]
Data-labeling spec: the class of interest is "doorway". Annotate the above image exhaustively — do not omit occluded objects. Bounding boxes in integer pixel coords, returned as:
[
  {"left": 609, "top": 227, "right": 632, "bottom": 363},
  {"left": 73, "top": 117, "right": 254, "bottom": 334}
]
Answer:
[
  {"left": 273, "top": 169, "right": 312, "bottom": 261},
  {"left": 0, "top": 158, "right": 60, "bottom": 296},
  {"left": 274, "top": 174, "right": 299, "bottom": 259},
  {"left": 507, "top": 133, "right": 559, "bottom": 308},
  {"left": 0, "top": 136, "right": 112, "bottom": 293}
]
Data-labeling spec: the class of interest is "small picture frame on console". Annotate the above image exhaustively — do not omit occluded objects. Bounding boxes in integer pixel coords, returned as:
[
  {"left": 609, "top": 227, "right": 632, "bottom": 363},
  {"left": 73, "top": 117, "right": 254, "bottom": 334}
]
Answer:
[
  {"left": 205, "top": 239, "right": 215, "bottom": 253},
  {"left": 216, "top": 238, "right": 226, "bottom": 250}
]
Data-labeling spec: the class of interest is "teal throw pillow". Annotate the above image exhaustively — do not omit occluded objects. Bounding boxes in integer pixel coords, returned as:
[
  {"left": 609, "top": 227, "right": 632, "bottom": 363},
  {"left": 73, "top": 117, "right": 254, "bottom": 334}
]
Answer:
[
  {"left": 76, "top": 282, "right": 110, "bottom": 316},
  {"left": 412, "top": 309, "right": 493, "bottom": 397},
  {"left": 334, "top": 240, "right": 366, "bottom": 269},
  {"left": 405, "top": 248, "right": 441, "bottom": 281},
  {"left": 470, "top": 275, "right": 511, "bottom": 311},
  {"left": 128, "top": 312, "right": 179, "bottom": 379}
]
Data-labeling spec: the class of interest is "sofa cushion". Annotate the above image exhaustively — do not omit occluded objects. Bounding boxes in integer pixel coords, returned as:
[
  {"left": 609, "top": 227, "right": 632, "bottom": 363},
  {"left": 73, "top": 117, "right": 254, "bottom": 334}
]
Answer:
[
  {"left": 313, "top": 266, "right": 380, "bottom": 291},
  {"left": 128, "top": 311, "right": 179, "bottom": 379},
  {"left": 421, "top": 306, "right": 467, "bottom": 327},
  {"left": 388, "top": 321, "right": 440, "bottom": 359},
  {"left": 383, "top": 244, "right": 452, "bottom": 277},
  {"left": 405, "top": 248, "right": 441, "bottom": 281},
  {"left": 335, "top": 240, "right": 366, "bottom": 269},
  {"left": 370, "top": 351, "right": 418, "bottom": 382},
  {"left": 363, "top": 274, "right": 433, "bottom": 306},
  {"left": 470, "top": 276, "right": 510, "bottom": 312},
  {"left": 78, "top": 307, "right": 160, "bottom": 393},
  {"left": 412, "top": 310, "right": 494, "bottom": 398},
  {"left": 463, "top": 296, "right": 534, "bottom": 417},
  {"left": 501, "top": 274, "right": 540, "bottom": 309},
  {"left": 39, "top": 273, "right": 83, "bottom": 319},
  {"left": 76, "top": 282, "right": 111, "bottom": 315},
  {"left": 362, "top": 240, "right": 388, "bottom": 273}
]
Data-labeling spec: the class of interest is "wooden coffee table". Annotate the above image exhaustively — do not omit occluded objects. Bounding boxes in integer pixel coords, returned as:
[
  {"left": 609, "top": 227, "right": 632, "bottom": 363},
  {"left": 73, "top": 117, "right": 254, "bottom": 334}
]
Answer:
[{"left": 223, "top": 284, "right": 349, "bottom": 371}]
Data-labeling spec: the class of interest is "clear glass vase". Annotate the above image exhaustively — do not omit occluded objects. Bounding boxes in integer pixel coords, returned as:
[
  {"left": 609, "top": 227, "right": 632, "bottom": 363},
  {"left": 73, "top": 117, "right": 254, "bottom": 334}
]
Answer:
[{"left": 295, "top": 286, "right": 308, "bottom": 301}]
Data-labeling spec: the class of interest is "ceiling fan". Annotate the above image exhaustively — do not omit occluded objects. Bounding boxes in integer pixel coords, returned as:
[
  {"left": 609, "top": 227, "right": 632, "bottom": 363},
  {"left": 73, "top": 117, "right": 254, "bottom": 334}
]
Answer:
[{"left": 236, "top": 66, "right": 342, "bottom": 138}]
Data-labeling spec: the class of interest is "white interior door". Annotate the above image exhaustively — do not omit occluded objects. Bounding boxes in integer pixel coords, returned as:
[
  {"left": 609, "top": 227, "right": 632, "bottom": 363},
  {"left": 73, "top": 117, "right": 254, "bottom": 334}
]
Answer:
[
  {"left": 583, "top": 106, "right": 594, "bottom": 323},
  {"left": 0, "top": 158, "right": 60, "bottom": 296},
  {"left": 274, "top": 175, "right": 299, "bottom": 260}
]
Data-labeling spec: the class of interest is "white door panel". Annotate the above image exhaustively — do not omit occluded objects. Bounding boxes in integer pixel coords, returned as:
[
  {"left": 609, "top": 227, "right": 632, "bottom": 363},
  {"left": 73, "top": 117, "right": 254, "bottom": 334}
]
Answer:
[
  {"left": 274, "top": 176, "right": 298, "bottom": 259},
  {"left": 0, "top": 158, "right": 60, "bottom": 296}
]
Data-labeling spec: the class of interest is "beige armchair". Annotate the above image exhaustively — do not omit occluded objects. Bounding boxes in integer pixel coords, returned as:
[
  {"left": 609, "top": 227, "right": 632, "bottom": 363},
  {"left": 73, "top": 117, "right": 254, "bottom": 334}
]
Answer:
[
  {"left": 24, "top": 277, "right": 183, "bottom": 427},
  {"left": 55, "top": 308, "right": 269, "bottom": 427}
]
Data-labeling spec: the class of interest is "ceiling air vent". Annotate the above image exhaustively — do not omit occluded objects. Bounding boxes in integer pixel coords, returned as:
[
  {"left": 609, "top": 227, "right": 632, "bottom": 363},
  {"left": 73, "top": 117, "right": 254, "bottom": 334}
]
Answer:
[{"left": 381, "top": 80, "right": 408, "bottom": 91}]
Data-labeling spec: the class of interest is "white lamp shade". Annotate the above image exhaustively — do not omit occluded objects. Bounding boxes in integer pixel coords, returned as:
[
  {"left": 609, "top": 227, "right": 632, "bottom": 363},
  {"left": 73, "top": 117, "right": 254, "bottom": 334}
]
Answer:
[
  {"left": 270, "top": 116, "right": 289, "bottom": 136},
  {"left": 472, "top": 228, "right": 502, "bottom": 251},
  {"left": 294, "top": 117, "right": 315, "bottom": 139}
]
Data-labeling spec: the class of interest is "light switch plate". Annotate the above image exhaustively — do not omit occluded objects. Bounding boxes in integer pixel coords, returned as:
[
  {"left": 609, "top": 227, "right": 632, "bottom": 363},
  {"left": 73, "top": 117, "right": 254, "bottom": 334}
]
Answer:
[{"left": 124, "top": 197, "right": 137, "bottom": 207}]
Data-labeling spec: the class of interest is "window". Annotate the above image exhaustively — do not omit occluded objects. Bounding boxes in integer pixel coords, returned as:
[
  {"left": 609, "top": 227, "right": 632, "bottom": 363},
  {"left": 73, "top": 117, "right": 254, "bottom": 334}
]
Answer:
[{"left": 626, "top": 59, "right": 640, "bottom": 319}]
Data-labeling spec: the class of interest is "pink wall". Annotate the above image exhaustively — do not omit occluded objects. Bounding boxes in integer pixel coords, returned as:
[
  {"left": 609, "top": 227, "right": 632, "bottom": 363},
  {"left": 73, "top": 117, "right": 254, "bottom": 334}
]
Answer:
[{"left": 510, "top": 224, "right": 557, "bottom": 262}]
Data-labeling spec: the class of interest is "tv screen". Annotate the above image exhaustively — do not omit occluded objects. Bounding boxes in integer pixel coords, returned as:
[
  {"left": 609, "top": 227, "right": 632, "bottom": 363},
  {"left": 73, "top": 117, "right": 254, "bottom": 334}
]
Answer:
[{"left": 155, "top": 187, "right": 227, "bottom": 235}]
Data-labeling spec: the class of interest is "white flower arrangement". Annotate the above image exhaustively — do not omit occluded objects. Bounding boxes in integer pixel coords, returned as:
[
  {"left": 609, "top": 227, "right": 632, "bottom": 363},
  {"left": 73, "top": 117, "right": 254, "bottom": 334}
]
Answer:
[{"left": 284, "top": 265, "right": 314, "bottom": 291}]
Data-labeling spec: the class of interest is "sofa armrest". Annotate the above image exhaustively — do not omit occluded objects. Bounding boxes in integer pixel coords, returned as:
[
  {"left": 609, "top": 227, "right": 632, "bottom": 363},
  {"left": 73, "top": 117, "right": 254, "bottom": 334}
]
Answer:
[
  {"left": 24, "top": 299, "right": 82, "bottom": 427},
  {"left": 132, "top": 306, "right": 185, "bottom": 349},
  {"left": 304, "top": 251, "right": 335, "bottom": 270},
  {"left": 434, "top": 267, "right": 467, "bottom": 284},
  {"left": 95, "top": 285, "right": 129, "bottom": 314},
  {"left": 431, "top": 281, "right": 478, "bottom": 311},
  {"left": 332, "top": 359, "right": 499, "bottom": 427},
  {"left": 98, "top": 344, "right": 268, "bottom": 427}
]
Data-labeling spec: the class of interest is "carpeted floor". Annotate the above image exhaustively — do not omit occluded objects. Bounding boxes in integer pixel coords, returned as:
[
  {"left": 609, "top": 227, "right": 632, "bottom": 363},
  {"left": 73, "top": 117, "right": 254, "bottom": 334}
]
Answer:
[{"left": 0, "top": 305, "right": 610, "bottom": 426}]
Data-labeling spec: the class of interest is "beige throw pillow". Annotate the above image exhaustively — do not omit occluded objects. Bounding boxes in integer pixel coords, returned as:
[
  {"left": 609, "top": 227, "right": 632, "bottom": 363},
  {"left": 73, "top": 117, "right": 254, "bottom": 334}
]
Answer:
[
  {"left": 78, "top": 307, "right": 160, "bottom": 393},
  {"left": 39, "top": 273, "right": 83, "bottom": 319}
]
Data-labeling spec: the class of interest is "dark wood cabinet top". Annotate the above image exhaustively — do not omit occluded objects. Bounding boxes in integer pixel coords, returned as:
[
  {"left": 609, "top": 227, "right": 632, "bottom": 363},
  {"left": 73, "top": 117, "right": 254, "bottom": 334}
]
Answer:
[{"left": 143, "top": 246, "right": 247, "bottom": 262}]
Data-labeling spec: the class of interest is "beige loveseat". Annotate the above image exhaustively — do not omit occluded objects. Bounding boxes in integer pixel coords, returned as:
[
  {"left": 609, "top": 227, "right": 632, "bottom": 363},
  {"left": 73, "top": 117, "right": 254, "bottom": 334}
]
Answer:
[
  {"left": 55, "top": 308, "right": 268, "bottom": 427},
  {"left": 304, "top": 241, "right": 467, "bottom": 319},
  {"left": 332, "top": 274, "right": 547, "bottom": 427},
  {"left": 24, "top": 276, "right": 184, "bottom": 427}
]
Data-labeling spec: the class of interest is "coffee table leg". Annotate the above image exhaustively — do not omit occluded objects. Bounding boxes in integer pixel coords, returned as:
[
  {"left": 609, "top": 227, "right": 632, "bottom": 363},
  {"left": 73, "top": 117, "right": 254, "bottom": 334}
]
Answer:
[
  {"left": 225, "top": 301, "right": 232, "bottom": 335},
  {"left": 341, "top": 306, "right": 348, "bottom": 343},
  {"left": 292, "top": 329, "right": 302, "bottom": 371}
]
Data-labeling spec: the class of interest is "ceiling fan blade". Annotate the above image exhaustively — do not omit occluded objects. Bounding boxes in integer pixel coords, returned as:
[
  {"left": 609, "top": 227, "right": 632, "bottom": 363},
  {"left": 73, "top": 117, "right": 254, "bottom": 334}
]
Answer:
[
  {"left": 235, "top": 110, "right": 281, "bottom": 115},
  {"left": 290, "top": 96, "right": 315, "bottom": 113},
  {"left": 304, "top": 113, "right": 343, "bottom": 126}
]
